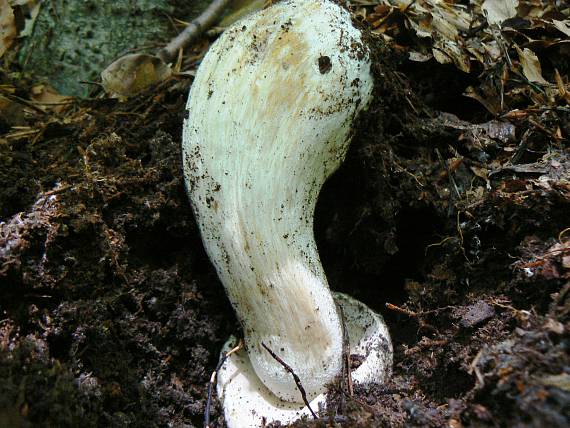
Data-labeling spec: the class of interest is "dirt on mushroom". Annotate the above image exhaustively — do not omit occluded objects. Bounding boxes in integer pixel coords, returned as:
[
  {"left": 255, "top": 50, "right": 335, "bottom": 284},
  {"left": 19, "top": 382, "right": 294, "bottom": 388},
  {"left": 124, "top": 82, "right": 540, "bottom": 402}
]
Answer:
[{"left": 1, "top": 1, "right": 570, "bottom": 427}]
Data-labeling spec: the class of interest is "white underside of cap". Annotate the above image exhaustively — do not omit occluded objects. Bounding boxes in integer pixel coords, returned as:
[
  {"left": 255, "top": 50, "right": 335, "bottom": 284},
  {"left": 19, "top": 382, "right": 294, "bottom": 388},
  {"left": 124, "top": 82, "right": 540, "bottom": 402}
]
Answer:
[{"left": 217, "top": 292, "right": 393, "bottom": 428}]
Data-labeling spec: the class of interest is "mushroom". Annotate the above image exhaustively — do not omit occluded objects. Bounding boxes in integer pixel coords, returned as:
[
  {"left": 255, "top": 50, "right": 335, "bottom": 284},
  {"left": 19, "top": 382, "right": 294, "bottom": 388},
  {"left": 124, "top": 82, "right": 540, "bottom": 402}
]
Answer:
[{"left": 182, "top": 0, "right": 392, "bottom": 426}]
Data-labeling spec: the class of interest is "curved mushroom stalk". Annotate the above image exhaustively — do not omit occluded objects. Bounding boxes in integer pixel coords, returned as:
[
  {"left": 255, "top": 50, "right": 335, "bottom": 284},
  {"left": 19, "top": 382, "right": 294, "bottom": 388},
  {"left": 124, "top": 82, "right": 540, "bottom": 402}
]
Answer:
[{"left": 182, "top": 0, "right": 392, "bottom": 424}]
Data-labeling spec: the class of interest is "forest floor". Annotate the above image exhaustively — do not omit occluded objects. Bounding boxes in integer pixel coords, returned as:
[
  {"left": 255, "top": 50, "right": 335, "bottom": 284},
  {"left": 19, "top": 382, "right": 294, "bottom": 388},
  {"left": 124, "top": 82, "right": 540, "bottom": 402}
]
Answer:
[{"left": 1, "top": 1, "right": 569, "bottom": 427}]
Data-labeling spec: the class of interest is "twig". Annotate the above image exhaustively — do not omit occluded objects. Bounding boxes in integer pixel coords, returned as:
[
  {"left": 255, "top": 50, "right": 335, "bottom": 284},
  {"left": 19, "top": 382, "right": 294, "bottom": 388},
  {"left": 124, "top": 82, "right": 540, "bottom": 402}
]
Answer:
[
  {"left": 30, "top": 100, "right": 75, "bottom": 106},
  {"left": 43, "top": 184, "right": 73, "bottom": 197},
  {"left": 509, "top": 129, "right": 531, "bottom": 165},
  {"left": 385, "top": 303, "right": 417, "bottom": 317},
  {"left": 468, "top": 348, "right": 485, "bottom": 388},
  {"left": 417, "top": 305, "right": 456, "bottom": 315},
  {"left": 385, "top": 303, "right": 440, "bottom": 333},
  {"left": 404, "top": 338, "right": 449, "bottom": 355},
  {"left": 339, "top": 306, "right": 354, "bottom": 397},
  {"left": 261, "top": 342, "right": 318, "bottom": 419},
  {"left": 425, "top": 236, "right": 454, "bottom": 255},
  {"left": 392, "top": 160, "right": 424, "bottom": 188},
  {"left": 158, "top": 0, "right": 232, "bottom": 63},
  {"left": 337, "top": 305, "right": 354, "bottom": 402},
  {"left": 559, "top": 227, "right": 570, "bottom": 242},
  {"left": 386, "top": 302, "right": 456, "bottom": 317},
  {"left": 5, "top": 94, "right": 48, "bottom": 115},
  {"left": 456, "top": 210, "right": 471, "bottom": 263},
  {"left": 204, "top": 339, "right": 244, "bottom": 428},
  {"left": 79, "top": 80, "right": 104, "bottom": 88}
]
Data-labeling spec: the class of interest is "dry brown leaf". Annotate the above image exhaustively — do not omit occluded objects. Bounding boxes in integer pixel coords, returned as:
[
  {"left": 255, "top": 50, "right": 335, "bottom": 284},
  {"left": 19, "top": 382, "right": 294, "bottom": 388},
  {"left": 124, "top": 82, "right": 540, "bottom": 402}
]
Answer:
[
  {"left": 471, "top": 166, "right": 490, "bottom": 182},
  {"left": 432, "top": 11, "right": 460, "bottom": 40},
  {"left": 519, "top": 1, "right": 557, "bottom": 18},
  {"left": 465, "top": 40, "right": 487, "bottom": 64},
  {"left": 482, "top": 0, "right": 519, "bottom": 25},
  {"left": 515, "top": 46, "right": 548, "bottom": 85},
  {"left": 30, "top": 84, "right": 74, "bottom": 113},
  {"left": 552, "top": 20, "right": 570, "bottom": 37},
  {"left": 464, "top": 86, "right": 502, "bottom": 115},
  {"left": 408, "top": 51, "right": 432, "bottom": 62},
  {"left": 101, "top": 54, "right": 173, "bottom": 98},
  {"left": 432, "top": 46, "right": 452, "bottom": 65},
  {"left": 433, "top": 2, "right": 471, "bottom": 34},
  {"left": 369, "top": 0, "right": 488, "bottom": 74},
  {"left": 433, "top": 39, "right": 471, "bottom": 72},
  {"left": 482, "top": 40, "right": 502, "bottom": 63},
  {"left": 0, "top": 0, "right": 17, "bottom": 58},
  {"left": 406, "top": 16, "right": 433, "bottom": 39},
  {"left": 554, "top": 69, "right": 570, "bottom": 103}
]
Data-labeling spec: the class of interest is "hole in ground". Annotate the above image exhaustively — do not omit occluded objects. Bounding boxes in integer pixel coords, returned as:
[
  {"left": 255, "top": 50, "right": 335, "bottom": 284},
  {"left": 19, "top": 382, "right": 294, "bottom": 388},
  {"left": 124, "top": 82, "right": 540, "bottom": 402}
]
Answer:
[
  {"left": 316, "top": 159, "right": 443, "bottom": 345},
  {"left": 420, "top": 362, "right": 475, "bottom": 401},
  {"left": 126, "top": 223, "right": 192, "bottom": 269}
]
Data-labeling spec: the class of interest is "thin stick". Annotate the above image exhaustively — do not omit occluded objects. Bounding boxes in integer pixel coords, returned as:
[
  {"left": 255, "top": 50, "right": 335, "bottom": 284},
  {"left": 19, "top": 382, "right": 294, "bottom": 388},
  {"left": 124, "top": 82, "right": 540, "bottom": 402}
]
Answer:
[
  {"left": 79, "top": 80, "right": 104, "bottom": 88},
  {"left": 339, "top": 306, "right": 353, "bottom": 396},
  {"left": 204, "top": 339, "right": 244, "bottom": 428},
  {"left": 43, "top": 184, "right": 73, "bottom": 197},
  {"left": 385, "top": 303, "right": 417, "bottom": 317},
  {"left": 385, "top": 303, "right": 440, "bottom": 333},
  {"left": 559, "top": 227, "right": 570, "bottom": 242},
  {"left": 261, "top": 342, "right": 318, "bottom": 419},
  {"left": 158, "top": 0, "right": 232, "bottom": 63}
]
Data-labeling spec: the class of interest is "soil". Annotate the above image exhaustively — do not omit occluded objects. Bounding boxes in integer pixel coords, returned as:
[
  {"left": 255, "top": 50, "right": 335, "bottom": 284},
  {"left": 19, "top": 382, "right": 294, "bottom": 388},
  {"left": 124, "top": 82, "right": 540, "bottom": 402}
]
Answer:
[{"left": 1, "top": 14, "right": 570, "bottom": 428}]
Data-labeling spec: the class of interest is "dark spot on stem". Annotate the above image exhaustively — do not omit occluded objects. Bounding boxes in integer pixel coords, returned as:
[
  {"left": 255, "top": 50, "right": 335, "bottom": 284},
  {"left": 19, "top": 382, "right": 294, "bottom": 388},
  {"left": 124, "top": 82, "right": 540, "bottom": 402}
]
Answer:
[{"left": 318, "top": 55, "right": 332, "bottom": 74}]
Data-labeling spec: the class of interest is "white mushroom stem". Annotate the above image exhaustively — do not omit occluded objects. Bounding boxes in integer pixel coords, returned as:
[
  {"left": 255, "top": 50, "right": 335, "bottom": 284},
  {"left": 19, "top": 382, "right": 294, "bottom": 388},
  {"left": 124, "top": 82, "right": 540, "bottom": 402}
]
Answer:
[{"left": 183, "top": 0, "right": 387, "bottom": 407}]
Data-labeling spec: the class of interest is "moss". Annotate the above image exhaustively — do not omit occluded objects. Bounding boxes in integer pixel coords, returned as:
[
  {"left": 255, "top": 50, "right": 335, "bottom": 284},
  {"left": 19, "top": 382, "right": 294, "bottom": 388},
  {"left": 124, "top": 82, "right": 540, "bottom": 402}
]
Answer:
[{"left": 18, "top": 0, "right": 212, "bottom": 97}]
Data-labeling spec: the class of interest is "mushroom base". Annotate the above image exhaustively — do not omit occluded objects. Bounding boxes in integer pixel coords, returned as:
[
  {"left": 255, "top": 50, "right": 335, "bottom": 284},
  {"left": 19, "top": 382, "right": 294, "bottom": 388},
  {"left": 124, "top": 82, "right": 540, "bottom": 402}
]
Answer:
[{"left": 216, "top": 293, "right": 393, "bottom": 428}]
